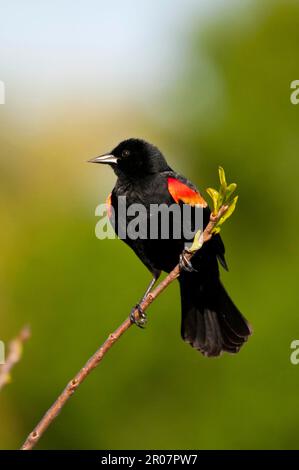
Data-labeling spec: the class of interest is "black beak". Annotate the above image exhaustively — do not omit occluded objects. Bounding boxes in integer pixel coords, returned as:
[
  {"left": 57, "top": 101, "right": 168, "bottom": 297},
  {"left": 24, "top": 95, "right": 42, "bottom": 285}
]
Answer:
[{"left": 88, "top": 153, "right": 118, "bottom": 164}]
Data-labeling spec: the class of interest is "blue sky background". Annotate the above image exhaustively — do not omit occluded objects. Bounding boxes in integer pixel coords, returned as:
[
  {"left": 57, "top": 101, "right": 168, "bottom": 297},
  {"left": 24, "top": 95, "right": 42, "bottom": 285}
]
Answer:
[{"left": 0, "top": 0, "right": 241, "bottom": 111}]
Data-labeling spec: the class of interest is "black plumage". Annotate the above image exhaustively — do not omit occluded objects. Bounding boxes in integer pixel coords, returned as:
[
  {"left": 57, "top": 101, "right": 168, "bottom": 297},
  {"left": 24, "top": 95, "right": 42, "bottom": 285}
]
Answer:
[{"left": 90, "top": 138, "right": 251, "bottom": 357}]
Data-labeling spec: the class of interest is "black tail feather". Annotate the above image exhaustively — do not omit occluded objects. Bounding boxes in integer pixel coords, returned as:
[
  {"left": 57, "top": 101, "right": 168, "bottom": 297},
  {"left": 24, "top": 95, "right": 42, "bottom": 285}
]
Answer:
[{"left": 180, "top": 275, "right": 252, "bottom": 357}]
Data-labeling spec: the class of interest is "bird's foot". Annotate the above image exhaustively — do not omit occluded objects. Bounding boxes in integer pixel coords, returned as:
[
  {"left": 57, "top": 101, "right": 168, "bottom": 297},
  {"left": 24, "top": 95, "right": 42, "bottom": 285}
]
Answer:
[
  {"left": 179, "top": 251, "right": 198, "bottom": 272},
  {"left": 130, "top": 304, "right": 148, "bottom": 328}
]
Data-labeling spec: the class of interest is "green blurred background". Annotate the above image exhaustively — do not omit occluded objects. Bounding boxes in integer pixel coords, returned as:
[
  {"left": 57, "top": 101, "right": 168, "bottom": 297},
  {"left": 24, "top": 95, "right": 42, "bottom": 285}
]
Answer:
[{"left": 1, "top": 0, "right": 299, "bottom": 449}]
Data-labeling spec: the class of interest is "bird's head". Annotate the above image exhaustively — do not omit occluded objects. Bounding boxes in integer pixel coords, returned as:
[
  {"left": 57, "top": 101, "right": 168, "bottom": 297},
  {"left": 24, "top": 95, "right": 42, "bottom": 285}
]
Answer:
[{"left": 89, "top": 138, "right": 169, "bottom": 178}]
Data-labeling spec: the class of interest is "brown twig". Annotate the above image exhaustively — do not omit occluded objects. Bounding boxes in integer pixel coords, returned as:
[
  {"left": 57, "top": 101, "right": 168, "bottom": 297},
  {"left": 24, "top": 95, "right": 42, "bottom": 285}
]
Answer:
[
  {"left": 0, "top": 326, "right": 31, "bottom": 391},
  {"left": 20, "top": 205, "right": 228, "bottom": 450}
]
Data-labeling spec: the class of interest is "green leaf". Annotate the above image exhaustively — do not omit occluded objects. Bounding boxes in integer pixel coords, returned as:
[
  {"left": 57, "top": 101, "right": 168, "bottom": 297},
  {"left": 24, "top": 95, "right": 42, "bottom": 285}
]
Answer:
[
  {"left": 217, "top": 186, "right": 225, "bottom": 211},
  {"left": 218, "top": 166, "right": 227, "bottom": 188},
  {"left": 218, "top": 166, "right": 229, "bottom": 211},
  {"left": 188, "top": 229, "right": 203, "bottom": 253},
  {"left": 206, "top": 187, "right": 219, "bottom": 213},
  {"left": 225, "top": 183, "right": 237, "bottom": 203},
  {"left": 218, "top": 195, "right": 239, "bottom": 226},
  {"left": 205, "top": 166, "right": 239, "bottom": 237}
]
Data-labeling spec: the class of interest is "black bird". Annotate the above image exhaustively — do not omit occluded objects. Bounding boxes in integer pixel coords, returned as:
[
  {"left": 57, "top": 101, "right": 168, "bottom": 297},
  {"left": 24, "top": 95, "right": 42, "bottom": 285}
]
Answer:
[{"left": 89, "top": 138, "right": 251, "bottom": 357}]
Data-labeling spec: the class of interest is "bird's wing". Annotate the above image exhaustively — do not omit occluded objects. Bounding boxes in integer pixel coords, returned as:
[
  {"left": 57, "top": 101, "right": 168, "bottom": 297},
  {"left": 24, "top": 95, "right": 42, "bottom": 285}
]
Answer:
[
  {"left": 167, "top": 176, "right": 208, "bottom": 207},
  {"left": 166, "top": 173, "right": 228, "bottom": 270}
]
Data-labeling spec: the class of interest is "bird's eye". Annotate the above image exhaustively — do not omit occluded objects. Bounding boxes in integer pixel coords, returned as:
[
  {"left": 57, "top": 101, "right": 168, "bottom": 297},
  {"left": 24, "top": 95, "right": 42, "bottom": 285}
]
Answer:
[{"left": 122, "top": 149, "right": 130, "bottom": 158}]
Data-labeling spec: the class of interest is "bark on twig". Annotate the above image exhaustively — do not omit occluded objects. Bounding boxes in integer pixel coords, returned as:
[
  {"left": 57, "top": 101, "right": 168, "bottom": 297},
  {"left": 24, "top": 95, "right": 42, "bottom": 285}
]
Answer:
[
  {"left": 0, "top": 326, "right": 31, "bottom": 391},
  {"left": 21, "top": 205, "right": 228, "bottom": 450}
]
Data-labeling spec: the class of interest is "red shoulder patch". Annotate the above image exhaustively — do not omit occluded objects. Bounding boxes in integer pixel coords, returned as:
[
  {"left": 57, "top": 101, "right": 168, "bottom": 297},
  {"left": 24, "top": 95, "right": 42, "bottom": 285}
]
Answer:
[
  {"left": 106, "top": 193, "right": 112, "bottom": 217},
  {"left": 167, "top": 177, "right": 207, "bottom": 207}
]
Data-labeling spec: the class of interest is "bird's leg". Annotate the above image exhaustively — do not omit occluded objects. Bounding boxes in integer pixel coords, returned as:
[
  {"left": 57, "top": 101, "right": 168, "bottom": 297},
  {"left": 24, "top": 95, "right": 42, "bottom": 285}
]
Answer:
[
  {"left": 130, "top": 271, "right": 161, "bottom": 328},
  {"left": 130, "top": 304, "right": 148, "bottom": 329},
  {"left": 179, "top": 251, "right": 198, "bottom": 273}
]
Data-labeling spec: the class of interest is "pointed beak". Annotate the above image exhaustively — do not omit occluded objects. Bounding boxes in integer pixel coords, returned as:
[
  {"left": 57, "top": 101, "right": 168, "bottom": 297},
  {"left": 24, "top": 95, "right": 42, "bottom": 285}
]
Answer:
[{"left": 88, "top": 153, "right": 118, "bottom": 164}]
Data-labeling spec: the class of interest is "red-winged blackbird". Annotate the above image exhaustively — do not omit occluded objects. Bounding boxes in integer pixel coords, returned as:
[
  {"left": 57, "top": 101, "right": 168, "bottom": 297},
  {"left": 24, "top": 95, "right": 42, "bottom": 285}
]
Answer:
[{"left": 90, "top": 138, "right": 252, "bottom": 357}]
